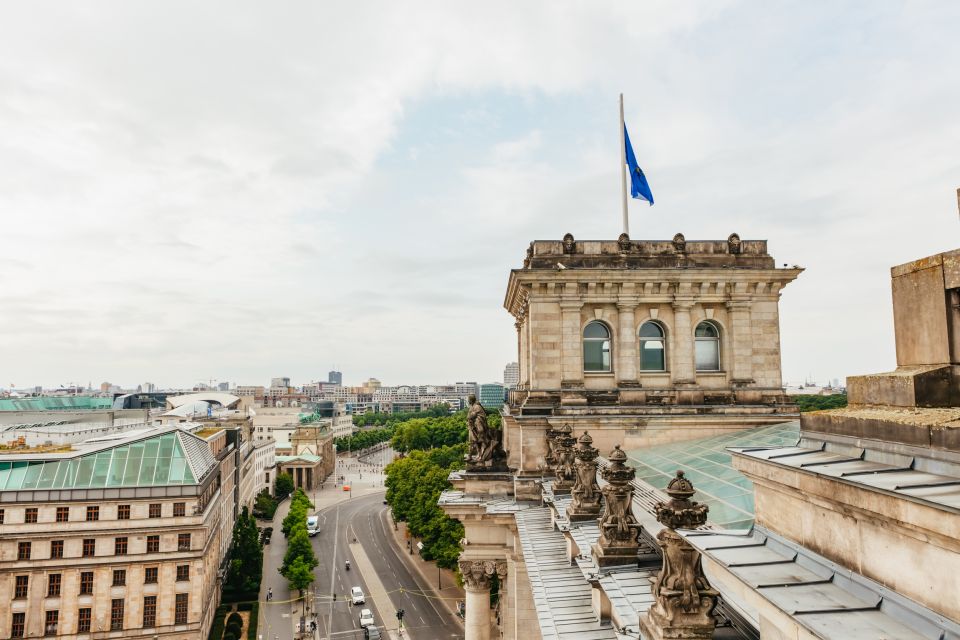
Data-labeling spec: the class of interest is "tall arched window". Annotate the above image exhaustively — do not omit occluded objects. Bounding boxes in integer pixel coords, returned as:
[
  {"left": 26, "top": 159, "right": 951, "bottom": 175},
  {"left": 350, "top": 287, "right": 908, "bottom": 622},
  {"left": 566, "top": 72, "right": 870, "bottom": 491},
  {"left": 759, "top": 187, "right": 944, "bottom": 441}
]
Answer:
[
  {"left": 639, "top": 321, "right": 666, "bottom": 371},
  {"left": 695, "top": 321, "right": 721, "bottom": 371},
  {"left": 583, "top": 321, "right": 612, "bottom": 372}
]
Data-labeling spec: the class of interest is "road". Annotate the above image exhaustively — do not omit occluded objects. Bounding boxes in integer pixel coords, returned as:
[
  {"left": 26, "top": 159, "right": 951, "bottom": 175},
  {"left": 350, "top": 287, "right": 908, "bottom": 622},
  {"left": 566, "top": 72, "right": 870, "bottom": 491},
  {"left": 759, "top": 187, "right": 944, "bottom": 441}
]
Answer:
[{"left": 261, "top": 449, "right": 463, "bottom": 640}]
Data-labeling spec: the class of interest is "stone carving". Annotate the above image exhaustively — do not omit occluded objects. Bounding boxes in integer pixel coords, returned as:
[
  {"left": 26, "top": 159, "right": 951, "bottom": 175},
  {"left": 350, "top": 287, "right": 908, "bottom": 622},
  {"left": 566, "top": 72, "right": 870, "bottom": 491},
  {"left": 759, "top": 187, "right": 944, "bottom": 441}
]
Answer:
[
  {"left": 642, "top": 470, "right": 717, "bottom": 640},
  {"left": 465, "top": 395, "right": 508, "bottom": 472},
  {"left": 562, "top": 232, "right": 576, "bottom": 254},
  {"left": 672, "top": 233, "right": 686, "bottom": 254},
  {"left": 592, "top": 445, "right": 642, "bottom": 565},
  {"left": 544, "top": 425, "right": 561, "bottom": 471},
  {"left": 458, "top": 559, "right": 508, "bottom": 592},
  {"left": 618, "top": 232, "right": 631, "bottom": 252},
  {"left": 566, "top": 431, "right": 601, "bottom": 521},
  {"left": 727, "top": 233, "right": 741, "bottom": 255},
  {"left": 523, "top": 243, "right": 533, "bottom": 268},
  {"left": 551, "top": 424, "right": 577, "bottom": 493}
]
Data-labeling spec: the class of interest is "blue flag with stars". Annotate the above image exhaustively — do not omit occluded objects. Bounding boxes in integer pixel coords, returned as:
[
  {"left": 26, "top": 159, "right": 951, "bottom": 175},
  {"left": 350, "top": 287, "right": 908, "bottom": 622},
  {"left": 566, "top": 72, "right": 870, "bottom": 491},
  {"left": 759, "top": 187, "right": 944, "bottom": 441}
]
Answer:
[{"left": 624, "top": 124, "right": 654, "bottom": 205}]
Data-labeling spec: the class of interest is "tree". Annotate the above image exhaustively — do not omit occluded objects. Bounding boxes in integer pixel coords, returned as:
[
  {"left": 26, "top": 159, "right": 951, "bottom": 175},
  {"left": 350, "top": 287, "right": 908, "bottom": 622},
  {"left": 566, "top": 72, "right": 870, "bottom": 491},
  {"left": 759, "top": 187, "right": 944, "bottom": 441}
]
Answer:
[
  {"left": 224, "top": 507, "right": 263, "bottom": 600},
  {"left": 284, "top": 555, "right": 316, "bottom": 592},
  {"left": 274, "top": 473, "right": 295, "bottom": 500},
  {"left": 281, "top": 528, "right": 318, "bottom": 577}
]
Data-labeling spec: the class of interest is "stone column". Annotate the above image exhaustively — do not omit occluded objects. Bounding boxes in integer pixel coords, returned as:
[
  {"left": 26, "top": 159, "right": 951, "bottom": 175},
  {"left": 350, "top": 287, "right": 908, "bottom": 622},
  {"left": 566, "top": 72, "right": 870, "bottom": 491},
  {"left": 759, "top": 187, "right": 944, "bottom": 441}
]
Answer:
[
  {"left": 566, "top": 431, "right": 601, "bottom": 521},
  {"left": 459, "top": 560, "right": 501, "bottom": 640},
  {"left": 641, "top": 471, "right": 718, "bottom": 640},
  {"left": 559, "top": 298, "right": 584, "bottom": 388},
  {"left": 591, "top": 445, "right": 642, "bottom": 566},
  {"left": 726, "top": 300, "right": 754, "bottom": 384},
  {"left": 671, "top": 300, "right": 696, "bottom": 384},
  {"left": 551, "top": 424, "right": 577, "bottom": 493},
  {"left": 616, "top": 301, "right": 639, "bottom": 385}
]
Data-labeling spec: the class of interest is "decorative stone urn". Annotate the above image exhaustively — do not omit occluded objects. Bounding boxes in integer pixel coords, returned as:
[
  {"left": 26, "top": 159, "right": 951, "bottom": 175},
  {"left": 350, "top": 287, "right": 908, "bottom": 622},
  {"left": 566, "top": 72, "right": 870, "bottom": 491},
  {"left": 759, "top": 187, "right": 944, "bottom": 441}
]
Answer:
[
  {"left": 641, "top": 470, "right": 718, "bottom": 640},
  {"left": 591, "top": 445, "right": 642, "bottom": 566},
  {"left": 566, "top": 431, "right": 601, "bottom": 521},
  {"left": 551, "top": 424, "right": 577, "bottom": 493}
]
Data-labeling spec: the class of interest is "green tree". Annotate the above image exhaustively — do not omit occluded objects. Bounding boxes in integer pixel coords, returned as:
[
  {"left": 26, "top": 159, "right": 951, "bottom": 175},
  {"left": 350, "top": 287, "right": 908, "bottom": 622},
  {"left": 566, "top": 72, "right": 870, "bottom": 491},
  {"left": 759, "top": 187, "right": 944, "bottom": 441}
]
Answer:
[
  {"left": 224, "top": 507, "right": 263, "bottom": 601},
  {"left": 281, "top": 528, "right": 318, "bottom": 576},
  {"left": 790, "top": 394, "right": 847, "bottom": 412},
  {"left": 284, "top": 555, "right": 316, "bottom": 592},
  {"left": 274, "top": 473, "right": 295, "bottom": 500}
]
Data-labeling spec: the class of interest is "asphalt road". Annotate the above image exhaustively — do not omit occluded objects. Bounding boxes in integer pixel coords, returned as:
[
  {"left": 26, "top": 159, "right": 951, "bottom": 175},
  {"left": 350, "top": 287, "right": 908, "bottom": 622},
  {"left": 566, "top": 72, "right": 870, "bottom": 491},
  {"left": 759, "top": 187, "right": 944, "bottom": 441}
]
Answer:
[{"left": 313, "top": 491, "right": 463, "bottom": 640}]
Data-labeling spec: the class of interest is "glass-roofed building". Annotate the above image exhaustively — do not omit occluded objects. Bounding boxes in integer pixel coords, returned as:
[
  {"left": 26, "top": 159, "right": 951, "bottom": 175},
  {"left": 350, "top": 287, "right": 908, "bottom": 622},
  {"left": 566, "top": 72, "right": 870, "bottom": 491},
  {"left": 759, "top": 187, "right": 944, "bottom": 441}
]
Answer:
[{"left": 0, "top": 426, "right": 230, "bottom": 639}]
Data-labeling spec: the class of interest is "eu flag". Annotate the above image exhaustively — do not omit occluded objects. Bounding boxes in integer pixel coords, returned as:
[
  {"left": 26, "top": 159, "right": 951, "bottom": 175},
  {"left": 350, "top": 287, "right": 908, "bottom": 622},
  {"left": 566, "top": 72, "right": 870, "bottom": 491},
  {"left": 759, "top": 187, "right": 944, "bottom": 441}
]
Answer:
[{"left": 624, "top": 124, "right": 654, "bottom": 205}]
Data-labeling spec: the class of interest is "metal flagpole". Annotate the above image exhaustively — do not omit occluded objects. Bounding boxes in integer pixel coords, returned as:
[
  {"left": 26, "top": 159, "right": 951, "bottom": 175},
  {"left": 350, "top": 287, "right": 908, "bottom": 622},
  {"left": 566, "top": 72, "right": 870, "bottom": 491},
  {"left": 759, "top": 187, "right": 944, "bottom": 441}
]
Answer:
[{"left": 619, "top": 93, "right": 629, "bottom": 235}]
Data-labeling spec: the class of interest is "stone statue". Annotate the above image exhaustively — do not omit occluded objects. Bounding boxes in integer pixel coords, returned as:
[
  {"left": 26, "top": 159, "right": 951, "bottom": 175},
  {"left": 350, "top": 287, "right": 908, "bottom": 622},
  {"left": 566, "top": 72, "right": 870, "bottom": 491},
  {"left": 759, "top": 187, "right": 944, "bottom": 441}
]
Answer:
[
  {"left": 641, "top": 470, "right": 718, "bottom": 640},
  {"left": 543, "top": 425, "right": 560, "bottom": 472},
  {"left": 566, "top": 431, "right": 601, "bottom": 521},
  {"left": 592, "top": 445, "right": 642, "bottom": 566},
  {"left": 464, "top": 395, "right": 508, "bottom": 472},
  {"left": 551, "top": 424, "right": 577, "bottom": 493}
]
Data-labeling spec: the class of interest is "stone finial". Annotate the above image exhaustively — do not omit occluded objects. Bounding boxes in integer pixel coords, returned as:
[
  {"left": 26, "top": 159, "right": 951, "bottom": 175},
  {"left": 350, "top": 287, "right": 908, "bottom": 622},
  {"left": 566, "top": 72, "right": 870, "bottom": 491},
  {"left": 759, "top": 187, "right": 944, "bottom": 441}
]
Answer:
[
  {"left": 552, "top": 424, "right": 578, "bottom": 493},
  {"left": 562, "top": 233, "right": 576, "bottom": 254},
  {"left": 727, "top": 232, "right": 741, "bottom": 254},
  {"left": 592, "top": 444, "right": 642, "bottom": 566},
  {"left": 641, "top": 470, "right": 718, "bottom": 640},
  {"left": 672, "top": 233, "right": 686, "bottom": 254},
  {"left": 617, "top": 232, "right": 631, "bottom": 252},
  {"left": 566, "top": 431, "right": 601, "bottom": 521},
  {"left": 523, "top": 243, "right": 534, "bottom": 268}
]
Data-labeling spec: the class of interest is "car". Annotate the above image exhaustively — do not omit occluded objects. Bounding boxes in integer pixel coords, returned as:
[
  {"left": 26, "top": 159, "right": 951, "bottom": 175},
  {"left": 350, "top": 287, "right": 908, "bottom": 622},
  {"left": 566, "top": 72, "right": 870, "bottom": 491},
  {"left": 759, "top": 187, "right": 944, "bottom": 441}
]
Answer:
[
  {"left": 307, "top": 515, "right": 320, "bottom": 537},
  {"left": 358, "top": 608, "right": 374, "bottom": 628},
  {"left": 364, "top": 625, "right": 382, "bottom": 640},
  {"left": 350, "top": 586, "right": 365, "bottom": 605}
]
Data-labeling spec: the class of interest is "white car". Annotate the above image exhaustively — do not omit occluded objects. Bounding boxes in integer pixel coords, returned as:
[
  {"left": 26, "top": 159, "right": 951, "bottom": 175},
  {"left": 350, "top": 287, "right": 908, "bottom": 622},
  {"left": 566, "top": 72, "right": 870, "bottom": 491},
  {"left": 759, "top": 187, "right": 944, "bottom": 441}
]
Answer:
[
  {"left": 307, "top": 515, "right": 320, "bottom": 537},
  {"left": 358, "top": 608, "right": 375, "bottom": 628},
  {"left": 350, "top": 586, "right": 365, "bottom": 605}
]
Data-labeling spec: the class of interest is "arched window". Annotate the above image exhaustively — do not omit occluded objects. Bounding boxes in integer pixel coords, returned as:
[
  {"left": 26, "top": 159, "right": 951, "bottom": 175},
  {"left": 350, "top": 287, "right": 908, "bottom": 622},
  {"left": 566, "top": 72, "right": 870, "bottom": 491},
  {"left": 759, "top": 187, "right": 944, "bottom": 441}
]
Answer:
[
  {"left": 583, "top": 321, "right": 612, "bottom": 372},
  {"left": 639, "top": 321, "right": 666, "bottom": 371},
  {"left": 695, "top": 321, "right": 721, "bottom": 371}
]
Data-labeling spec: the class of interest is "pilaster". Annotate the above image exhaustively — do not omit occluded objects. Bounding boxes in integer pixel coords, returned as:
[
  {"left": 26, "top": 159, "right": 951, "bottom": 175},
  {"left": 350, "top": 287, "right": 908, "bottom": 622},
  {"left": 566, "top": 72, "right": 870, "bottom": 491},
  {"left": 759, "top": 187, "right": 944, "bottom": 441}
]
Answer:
[
  {"left": 616, "top": 300, "right": 639, "bottom": 385},
  {"left": 671, "top": 300, "right": 696, "bottom": 384}
]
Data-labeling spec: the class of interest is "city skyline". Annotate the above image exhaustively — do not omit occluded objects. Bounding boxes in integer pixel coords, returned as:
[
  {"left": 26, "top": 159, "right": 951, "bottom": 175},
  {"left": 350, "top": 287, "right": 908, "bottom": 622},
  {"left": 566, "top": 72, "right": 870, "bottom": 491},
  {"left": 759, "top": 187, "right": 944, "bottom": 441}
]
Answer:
[{"left": 2, "top": 3, "right": 959, "bottom": 389}]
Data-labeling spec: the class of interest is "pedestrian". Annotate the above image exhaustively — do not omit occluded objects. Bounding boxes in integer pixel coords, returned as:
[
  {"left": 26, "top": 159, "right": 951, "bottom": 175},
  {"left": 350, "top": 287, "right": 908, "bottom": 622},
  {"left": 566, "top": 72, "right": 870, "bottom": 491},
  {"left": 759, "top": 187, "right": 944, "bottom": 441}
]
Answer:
[{"left": 267, "top": 587, "right": 273, "bottom": 601}]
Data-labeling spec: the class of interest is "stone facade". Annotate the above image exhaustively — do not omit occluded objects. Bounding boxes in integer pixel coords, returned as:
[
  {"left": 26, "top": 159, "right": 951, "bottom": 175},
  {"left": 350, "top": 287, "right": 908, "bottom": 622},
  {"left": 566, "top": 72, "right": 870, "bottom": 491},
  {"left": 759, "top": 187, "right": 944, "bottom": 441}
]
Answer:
[{"left": 502, "top": 234, "right": 801, "bottom": 487}]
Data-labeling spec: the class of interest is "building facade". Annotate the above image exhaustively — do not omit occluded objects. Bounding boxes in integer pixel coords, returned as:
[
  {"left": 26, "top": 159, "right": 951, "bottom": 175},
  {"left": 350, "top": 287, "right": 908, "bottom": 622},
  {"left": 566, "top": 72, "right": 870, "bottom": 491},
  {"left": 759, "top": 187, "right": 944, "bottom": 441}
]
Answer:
[{"left": 503, "top": 362, "right": 520, "bottom": 388}]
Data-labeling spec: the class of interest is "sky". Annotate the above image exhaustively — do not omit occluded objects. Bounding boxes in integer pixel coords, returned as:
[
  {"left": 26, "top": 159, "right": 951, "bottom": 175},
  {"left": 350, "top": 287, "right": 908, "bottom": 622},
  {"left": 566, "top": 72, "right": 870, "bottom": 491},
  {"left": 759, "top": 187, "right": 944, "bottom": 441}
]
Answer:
[{"left": 1, "top": 1, "right": 958, "bottom": 390}]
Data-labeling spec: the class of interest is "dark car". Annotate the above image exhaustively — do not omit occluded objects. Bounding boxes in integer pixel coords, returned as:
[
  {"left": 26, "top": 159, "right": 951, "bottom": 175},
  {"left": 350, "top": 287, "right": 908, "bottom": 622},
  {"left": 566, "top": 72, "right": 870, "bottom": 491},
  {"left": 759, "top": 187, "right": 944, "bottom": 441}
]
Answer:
[{"left": 364, "top": 626, "right": 382, "bottom": 640}]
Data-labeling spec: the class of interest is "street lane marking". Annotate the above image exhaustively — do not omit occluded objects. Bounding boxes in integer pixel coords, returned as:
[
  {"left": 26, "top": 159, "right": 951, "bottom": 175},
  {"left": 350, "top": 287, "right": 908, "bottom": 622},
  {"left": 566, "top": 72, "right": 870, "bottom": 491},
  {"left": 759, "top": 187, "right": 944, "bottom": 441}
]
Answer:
[{"left": 349, "top": 538, "right": 409, "bottom": 640}]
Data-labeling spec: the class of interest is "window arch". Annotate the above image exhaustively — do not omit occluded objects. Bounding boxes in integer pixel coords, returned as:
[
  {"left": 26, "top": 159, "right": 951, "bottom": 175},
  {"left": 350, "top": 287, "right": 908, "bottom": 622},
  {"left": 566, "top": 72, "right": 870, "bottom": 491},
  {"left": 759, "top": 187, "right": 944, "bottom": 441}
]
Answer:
[
  {"left": 583, "top": 321, "right": 612, "bottom": 372},
  {"left": 694, "top": 321, "right": 721, "bottom": 371},
  {"left": 638, "top": 321, "right": 666, "bottom": 371}
]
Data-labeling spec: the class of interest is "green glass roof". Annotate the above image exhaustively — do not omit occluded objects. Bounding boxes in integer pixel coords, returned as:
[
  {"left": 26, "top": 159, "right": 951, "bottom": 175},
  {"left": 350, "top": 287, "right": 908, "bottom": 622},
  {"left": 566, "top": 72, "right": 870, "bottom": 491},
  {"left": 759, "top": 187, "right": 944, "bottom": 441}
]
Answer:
[
  {"left": 626, "top": 421, "right": 800, "bottom": 530},
  {"left": 0, "top": 396, "right": 114, "bottom": 411},
  {"left": 0, "top": 431, "right": 208, "bottom": 490}
]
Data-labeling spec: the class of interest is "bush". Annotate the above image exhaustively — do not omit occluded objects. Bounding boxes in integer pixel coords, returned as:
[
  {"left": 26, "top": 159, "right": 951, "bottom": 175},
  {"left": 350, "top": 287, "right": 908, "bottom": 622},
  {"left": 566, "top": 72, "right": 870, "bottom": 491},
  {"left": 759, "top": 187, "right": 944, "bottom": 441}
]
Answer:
[
  {"left": 247, "top": 603, "right": 259, "bottom": 640},
  {"left": 226, "top": 622, "right": 243, "bottom": 639},
  {"left": 253, "top": 490, "right": 279, "bottom": 520},
  {"left": 227, "top": 613, "right": 242, "bottom": 628},
  {"left": 207, "top": 607, "right": 227, "bottom": 640},
  {"left": 236, "top": 602, "right": 252, "bottom": 612},
  {"left": 223, "top": 633, "right": 237, "bottom": 640}
]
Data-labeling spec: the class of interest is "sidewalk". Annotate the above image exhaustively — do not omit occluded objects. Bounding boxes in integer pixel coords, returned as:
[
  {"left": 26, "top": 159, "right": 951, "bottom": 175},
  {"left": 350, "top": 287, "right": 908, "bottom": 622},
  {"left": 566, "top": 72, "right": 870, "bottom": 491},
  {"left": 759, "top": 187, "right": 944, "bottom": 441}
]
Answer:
[{"left": 389, "top": 517, "right": 465, "bottom": 626}]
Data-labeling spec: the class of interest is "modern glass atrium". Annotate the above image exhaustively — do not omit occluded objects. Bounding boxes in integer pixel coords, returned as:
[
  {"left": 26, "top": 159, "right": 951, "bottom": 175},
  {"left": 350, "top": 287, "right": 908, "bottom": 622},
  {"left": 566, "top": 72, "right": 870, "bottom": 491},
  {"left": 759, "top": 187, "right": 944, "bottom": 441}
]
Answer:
[
  {"left": 626, "top": 421, "right": 800, "bottom": 529},
  {"left": 0, "top": 431, "right": 214, "bottom": 490}
]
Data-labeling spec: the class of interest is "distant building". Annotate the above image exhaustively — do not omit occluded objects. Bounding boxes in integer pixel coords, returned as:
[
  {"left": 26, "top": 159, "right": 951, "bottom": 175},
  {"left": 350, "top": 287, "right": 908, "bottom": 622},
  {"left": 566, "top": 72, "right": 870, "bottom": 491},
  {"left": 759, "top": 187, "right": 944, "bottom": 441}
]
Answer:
[
  {"left": 216, "top": 381, "right": 229, "bottom": 392},
  {"left": 362, "top": 378, "right": 382, "bottom": 393},
  {"left": 270, "top": 377, "right": 290, "bottom": 389},
  {"left": 142, "top": 382, "right": 156, "bottom": 393},
  {"left": 478, "top": 383, "right": 506, "bottom": 409},
  {"left": 503, "top": 362, "right": 519, "bottom": 388},
  {"left": 328, "top": 370, "right": 343, "bottom": 385}
]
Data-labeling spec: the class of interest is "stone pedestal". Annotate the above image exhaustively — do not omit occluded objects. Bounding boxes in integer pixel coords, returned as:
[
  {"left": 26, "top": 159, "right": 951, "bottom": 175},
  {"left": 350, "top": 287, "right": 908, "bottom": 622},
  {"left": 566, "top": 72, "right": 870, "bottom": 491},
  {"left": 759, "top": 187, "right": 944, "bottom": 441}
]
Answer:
[{"left": 591, "top": 445, "right": 642, "bottom": 566}]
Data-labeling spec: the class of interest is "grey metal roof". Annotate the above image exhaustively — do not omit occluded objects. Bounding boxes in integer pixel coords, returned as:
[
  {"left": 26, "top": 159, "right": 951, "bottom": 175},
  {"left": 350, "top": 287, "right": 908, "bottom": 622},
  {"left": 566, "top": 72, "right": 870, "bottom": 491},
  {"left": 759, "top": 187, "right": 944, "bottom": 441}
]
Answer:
[{"left": 682, "top": 526, "right": 960, "bottom": 640}]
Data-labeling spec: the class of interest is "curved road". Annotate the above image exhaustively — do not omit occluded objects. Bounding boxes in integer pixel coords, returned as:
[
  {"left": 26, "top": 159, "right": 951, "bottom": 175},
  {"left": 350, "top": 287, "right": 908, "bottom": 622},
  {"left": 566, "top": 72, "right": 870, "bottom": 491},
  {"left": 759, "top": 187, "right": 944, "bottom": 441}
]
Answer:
[{"left": 311, "top": 491, "right": 462, "bottom": 640}]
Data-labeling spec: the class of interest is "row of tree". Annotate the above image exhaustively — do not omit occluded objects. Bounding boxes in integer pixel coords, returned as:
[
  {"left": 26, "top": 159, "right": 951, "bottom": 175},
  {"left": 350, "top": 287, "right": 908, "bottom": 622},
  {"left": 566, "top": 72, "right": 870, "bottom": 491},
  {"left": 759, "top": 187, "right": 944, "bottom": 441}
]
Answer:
[
  {"left": 790, "top": 394, "right": 848, "bottom": 412},
  {"left": 352, "top": 404, "right": 451, "bottom": 427},
  {"left": 279, "top": 490, "right": 318, "bottom": 593},
  {"left": 390, "top": 409, "right": 500, "bottom": 452},
  {"left": 223, "top": 507, "right": 263, "bottom": 603}
]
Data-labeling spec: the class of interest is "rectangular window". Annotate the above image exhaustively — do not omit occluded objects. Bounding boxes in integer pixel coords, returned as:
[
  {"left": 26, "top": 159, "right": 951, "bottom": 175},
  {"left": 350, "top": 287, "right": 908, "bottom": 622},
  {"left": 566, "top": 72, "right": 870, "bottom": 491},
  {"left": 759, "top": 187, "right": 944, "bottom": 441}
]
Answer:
[
  {"left": 176, "top": 564, "right": 190, "bottom": 581},
  {"left": 82, "top": 538, "right": 95, "bottom": 557},
  {"left": 117, "top": 504, "right": 130, "bottom": 520},
  {"left": 14, "top": 575, "right": 28, "bottom": 598},
  {"left": 18, "top": 541, "right": 31, "bottom": 560},
  {"left": 56, "top": 506, "right": 69, "bottom": 522},
  {"left": 175, "top": 593, "right": 188, "bottom": 624},
  {"left": 110, "top": 599, "right": 124, "bottom": 631},
  {"left": 77, "top": 608, "right": 91, "bottom": 633},
  {"left": 112, "top": 569, "right": 126, "bottom": 586},
  {"left": 79, "top": 572, "right": 93, "bottom": 595},
  {"left": 115, "top": 537, "right": 128, "bottom": 555},
  {"left": 148, "top": 503, "right": 161, "bottom": 518},
  {"left": 144, "top": 567, "right": 158, "bottom": 584},
  {"left": 173, "top": 502, "right": 186, "bottom": 517},
  {"left": 44, "top": 610, "right": 58, "bottom": 636},
  {"left": 47, "top": 573, "right": 61, "bottom": 597},
  {"left": 11, "top": 612, "right": 25, "bottom": 638},
  {"left": 146, "top": 535, "right": 160, "bottom": 553},
  {"left": 50, "top": 540, "right": 64, "bottom": 559},
  {"left": 177, "top": 533, "right": 191, "bottom": 551},
  {"left": 86, "top": 506, "right": 99, "bottom": 522},
  {"left": 142, "top": 595, "right": 157, "bottom": 628},
  {"left": 25, "top": 507, "right": 38, "bottom": 523},
  {"left": 0, "top": 508, "right": 4, "bottom": 524}
]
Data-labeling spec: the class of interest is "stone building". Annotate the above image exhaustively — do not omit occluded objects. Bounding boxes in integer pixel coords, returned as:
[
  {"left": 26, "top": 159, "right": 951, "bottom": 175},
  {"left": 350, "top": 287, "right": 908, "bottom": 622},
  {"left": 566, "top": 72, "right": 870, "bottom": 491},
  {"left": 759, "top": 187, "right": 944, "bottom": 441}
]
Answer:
[
  {"left": 0, "top": 426, "right": 228, "bottom": 639},
  {"left": 503, "top": 234, "right": 801, "bottom": 494}
]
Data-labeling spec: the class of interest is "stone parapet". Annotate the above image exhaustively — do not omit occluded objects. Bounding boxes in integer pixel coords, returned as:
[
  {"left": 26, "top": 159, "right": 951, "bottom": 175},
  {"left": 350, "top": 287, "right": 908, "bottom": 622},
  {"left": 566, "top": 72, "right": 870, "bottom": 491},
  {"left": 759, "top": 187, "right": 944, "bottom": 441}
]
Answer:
[
  {"left": 847, "top": 364, "right": 957, "bottom": 407},
  {"left": 801, "top": 405, "right": 960, "bottom": 452}
]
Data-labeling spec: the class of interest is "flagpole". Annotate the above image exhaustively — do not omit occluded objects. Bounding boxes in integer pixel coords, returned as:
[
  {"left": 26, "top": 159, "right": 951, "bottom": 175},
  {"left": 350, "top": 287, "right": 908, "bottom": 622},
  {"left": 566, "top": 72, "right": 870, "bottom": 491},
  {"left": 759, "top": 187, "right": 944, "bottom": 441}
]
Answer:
[{"left": 619, "top": 93, "right": 629, "bottom": 236}]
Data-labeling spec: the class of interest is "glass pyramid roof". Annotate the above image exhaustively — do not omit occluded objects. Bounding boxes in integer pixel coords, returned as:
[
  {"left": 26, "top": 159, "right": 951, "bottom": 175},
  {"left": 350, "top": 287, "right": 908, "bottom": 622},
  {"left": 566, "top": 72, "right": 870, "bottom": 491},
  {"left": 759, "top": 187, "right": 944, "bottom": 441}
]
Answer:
[
  {"left": 0, "top": 430, "right": 216, "bottom": 491},
  {"left": 626, "top": 421, "right": 800, "bottom": 529}
]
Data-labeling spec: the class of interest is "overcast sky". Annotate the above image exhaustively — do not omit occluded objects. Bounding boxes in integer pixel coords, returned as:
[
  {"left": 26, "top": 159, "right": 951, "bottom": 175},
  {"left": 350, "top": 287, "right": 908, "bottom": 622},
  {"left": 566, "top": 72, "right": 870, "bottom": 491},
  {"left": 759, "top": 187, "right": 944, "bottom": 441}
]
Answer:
[{"left": 1, "top": 2, "right": 958, "bottom": 390}]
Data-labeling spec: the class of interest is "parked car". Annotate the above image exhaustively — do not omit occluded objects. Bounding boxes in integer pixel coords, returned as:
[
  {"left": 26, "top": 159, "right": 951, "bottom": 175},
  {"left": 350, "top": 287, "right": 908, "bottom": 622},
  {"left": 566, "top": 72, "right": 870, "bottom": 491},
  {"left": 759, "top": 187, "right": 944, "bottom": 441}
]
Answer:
[
  {"left": 350, "top": 586, "right": 365, "bottom": 605},
  {"left": 358, "top": 608, "right": 375, "bottom": 628}
]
